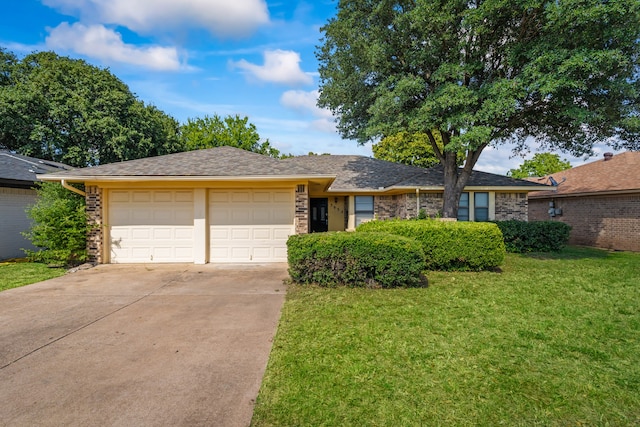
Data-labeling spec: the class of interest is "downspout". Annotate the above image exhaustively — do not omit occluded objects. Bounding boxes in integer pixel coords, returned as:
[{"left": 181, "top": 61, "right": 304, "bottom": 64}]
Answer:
[
  {"left": 61, "top": 179, "right": 86, "bottom": 197},
  {"left": 416, "top": 188, "right": 420, "bottom": 217}
]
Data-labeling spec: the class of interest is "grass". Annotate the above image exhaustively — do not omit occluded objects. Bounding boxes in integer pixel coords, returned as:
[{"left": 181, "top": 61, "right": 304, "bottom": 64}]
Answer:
[
  {"left": 252, "top": 247, "right": 640, "bottom": 426},
  {"left": 0, "top": 259, "right": 66, "bottom": 292}
]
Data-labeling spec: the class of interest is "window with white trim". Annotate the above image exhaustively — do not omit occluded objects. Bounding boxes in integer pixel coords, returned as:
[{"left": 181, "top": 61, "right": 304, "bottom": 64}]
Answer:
[
  {"left": 354, "top": 196, "right": 374, "bottom": 227},
  {"left": 474, "top": 192, "right": 489, "bottom": 221},
  {"left": 458, "top": 192, "right": 470, "bottom": 221},
  {"left": 458, "top": 192, "right": 490, "bottom": 221}
]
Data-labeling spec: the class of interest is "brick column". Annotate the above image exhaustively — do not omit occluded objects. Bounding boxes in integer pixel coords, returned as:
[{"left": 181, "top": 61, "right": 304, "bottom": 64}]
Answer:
[
  {"left": 295, "top": 184, "right": 309, "bottom": 234},
  {"left": 85, "top": 186, "right": 103, "bottom": 263}
]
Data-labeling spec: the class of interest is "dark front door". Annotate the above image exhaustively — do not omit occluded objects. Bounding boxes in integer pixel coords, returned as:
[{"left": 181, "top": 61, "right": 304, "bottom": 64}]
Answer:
[{"left": 310, "top": 198, "right": 329, "bottom": 232}]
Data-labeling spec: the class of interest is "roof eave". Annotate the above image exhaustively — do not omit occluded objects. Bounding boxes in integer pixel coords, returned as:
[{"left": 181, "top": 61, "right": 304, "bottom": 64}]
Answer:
[
  {"left": 37, "top": 174, "right": 336, "bottom": 182},
  {"left": 529, "top": 188, "right": 640, "bottom": 199}
]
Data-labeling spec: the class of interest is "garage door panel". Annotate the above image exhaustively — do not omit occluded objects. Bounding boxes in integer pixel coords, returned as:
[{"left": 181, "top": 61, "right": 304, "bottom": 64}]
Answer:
[
  {"left": 132, "top": 191, "right": 151, "bottom": 203},
  {"left": 231, "top": 228, "right": 251, "bottom": 240},
  {"left": 273, "top": 191, "right": 293, "bottom": 203},
  {"left": 273, "top": 227, "right": 292, "bottom": 239},
  {"left": 252, "top": 228, "right": 271, "bottom": 240},
  {"left": 109, "top": 190, "right": 194, "bottom": 263},
  {"left": 209, "top": 189, "right": 293, "bottom": 263}
]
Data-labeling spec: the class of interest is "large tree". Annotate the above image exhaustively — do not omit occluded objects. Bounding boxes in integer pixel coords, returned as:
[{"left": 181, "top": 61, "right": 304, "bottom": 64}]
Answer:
[
  {"left": 180, "top": 114, "right": 282, "bottom": 157},
  {"left": 317, "top": 0, "right": 640, "bottom": 217},
  {"left": 0, "top": 49, "right": 182, "bottom": 167},
  {"left": 507, "top": 152, "right": 571, "bottom": 178}
]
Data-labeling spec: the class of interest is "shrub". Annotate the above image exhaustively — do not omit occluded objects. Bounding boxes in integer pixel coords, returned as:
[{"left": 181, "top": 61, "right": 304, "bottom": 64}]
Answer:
[
  {"left": 357, "top": 219, "right": 505, "bottom": 271},
  {"left": 287, "top": 232, "right": 427, "bottom": 288},
  {"left": 494, "top": 220, "right": 571, "bottom": 253},
  {"left": 23, "top": 182, "right": 88, "bottom": 266}
]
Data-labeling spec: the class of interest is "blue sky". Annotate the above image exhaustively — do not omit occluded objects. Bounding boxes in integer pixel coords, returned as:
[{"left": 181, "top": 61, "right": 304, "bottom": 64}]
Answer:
[{"left": 0, "top": 0, "right": 621, "bottom": 174}]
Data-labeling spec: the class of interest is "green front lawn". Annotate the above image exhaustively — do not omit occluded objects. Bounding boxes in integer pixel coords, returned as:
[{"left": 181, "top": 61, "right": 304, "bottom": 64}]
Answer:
[
  {"left": 0, "top": 260, "right": 65, "bottom": 292},
  {"left": 252, "top": 247, "right": 640, "bottom": 426}
]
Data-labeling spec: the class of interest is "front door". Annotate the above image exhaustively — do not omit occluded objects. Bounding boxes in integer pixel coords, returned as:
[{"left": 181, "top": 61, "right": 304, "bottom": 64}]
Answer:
[{"left": 310, "top": 198, "right": 328, "bottom": 232}]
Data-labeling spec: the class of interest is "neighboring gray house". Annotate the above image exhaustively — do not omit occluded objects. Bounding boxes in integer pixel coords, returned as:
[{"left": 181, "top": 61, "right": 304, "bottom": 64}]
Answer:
[
  {"left": 0, "top": 151, "right": 70, "bottom": 260},
  {"left": 39, "top": 147, "right": 548, "bottom": 265}
]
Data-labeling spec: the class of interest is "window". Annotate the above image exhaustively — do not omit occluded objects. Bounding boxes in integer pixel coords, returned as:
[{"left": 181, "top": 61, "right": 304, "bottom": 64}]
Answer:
[
  {"left": 458, "top": 192, "right": 490, "bottom": 221},
  {"left": 354, "top": 196, "right": 374, "bottom": 227},
  {"left": 474, "top": 192, "right": 489, "bottom": 221},
  {"left": 457, "top": 192, "right": 469, "bottom": 221}
]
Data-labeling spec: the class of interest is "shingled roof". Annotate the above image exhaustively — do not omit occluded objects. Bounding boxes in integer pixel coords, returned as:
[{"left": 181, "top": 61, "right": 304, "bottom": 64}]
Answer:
[
  {"left": 39, "top": 146, "right": 549, "bottom": 191},
  {"left": 38, "top": 146, "right": 330, "bottom": 180},
  {"left": 0, "top": 151, "right": 71, "bottom": 188},
  {"left": 528, "top": 151, "right": 640, "bottom": 198},
  {"left": 283, "top": 154, "right": 548, "bottom": 191}
]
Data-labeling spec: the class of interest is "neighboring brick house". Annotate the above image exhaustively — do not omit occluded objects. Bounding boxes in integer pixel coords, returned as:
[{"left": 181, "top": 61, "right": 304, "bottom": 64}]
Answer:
[
  {"left": 528, "top": 151, "right": 640, "bottom": 252},
  {"left": 0, "top": 151, "right": 71, "bottom": 260},
  {"left": 39, "top": 147, "right": 548, "bottom": 264}
]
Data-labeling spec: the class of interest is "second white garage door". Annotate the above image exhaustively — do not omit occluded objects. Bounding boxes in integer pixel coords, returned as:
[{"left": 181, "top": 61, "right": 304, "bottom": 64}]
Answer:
[{"left": 209, "top": 189, "right": 294, "bottom": 262}]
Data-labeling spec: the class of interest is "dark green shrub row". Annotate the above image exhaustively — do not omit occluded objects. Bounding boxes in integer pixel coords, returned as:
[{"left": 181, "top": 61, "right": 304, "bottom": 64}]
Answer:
[
  {"left": 357, "top": 219, "right": 505, "bottom": 271},
  {"left": 287, "top": 232, "right": 427, "bottom": 288},
  {"left": 494, "top": 220, "right": 571, "bottom": 253}
]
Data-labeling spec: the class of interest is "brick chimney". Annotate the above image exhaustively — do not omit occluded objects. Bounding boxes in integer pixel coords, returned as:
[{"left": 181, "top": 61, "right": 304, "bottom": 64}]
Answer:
[{"left": 603, "top": 152, "right": 614, "bottom": 161}]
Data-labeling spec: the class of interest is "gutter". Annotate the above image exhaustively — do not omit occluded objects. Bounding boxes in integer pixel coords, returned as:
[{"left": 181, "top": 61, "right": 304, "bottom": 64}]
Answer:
[{"left": 61, "top": 179, "right": 86, "bottom": 197}]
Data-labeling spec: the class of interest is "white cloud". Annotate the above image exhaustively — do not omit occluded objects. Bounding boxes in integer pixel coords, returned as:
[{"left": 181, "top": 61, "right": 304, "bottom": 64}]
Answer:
[
  {"left": 232, "top": 50, "right": 313, "bottom": 86},
  {"left": 42, "top": 0, "right": 270, "bottom": 38},
  {"left": 280, "top": 89, "right": 336, "bottom": 132},
  {"left": 45, "top": 22, "right": 186, "bottom": 71}
]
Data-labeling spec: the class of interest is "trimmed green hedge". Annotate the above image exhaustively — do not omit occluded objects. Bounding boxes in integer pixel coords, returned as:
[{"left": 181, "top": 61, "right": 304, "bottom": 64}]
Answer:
[
  {"left": 494, "top": 220, "right": 571, "bottom": 253},
  {"left": 357, "top": 219, "right": 505, "bottom": 271},
  {"left": 287, "top": 232, "right": 427, "bottom": 288}
]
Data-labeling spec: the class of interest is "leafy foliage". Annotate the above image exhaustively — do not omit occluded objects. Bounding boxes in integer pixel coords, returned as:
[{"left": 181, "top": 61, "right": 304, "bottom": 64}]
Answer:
[
  {"left": 317, "top": 0, "right": 640, "bottom": 217},
  {"left": 23, "top": 182, "right": 88, "bottom": 266},
  {"left": 357, "top": 219, "right": 505, "bottom": 271},
  {"left": 287, "top": 232, "right": 427, "bottom": 288},
  {"left": 373, "top": 131, "right": 440, "bottom": 167},
  {"left": 494, "top": 220, "right": 571, "bottom": 253},
  {"left": 0, "top": 49, "right": 182, "bottom": 167},
  {"left": 180, "top": 114, "right": 282, "bottom": 157},
  {"left": 507, "top": 153, "right": 571, "bottom": 178}
]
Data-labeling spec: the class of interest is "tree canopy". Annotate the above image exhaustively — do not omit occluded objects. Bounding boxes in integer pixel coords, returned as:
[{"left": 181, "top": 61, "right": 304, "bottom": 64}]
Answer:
[
  {"left": 317, "top": 0, "right": 640, "bottom": 217},
  {"left": 180, "top": 114, "right": 282, "bottom": 157},
  {"left": 372, "top": 131, "right": 440, "bottom": 168},
  {"left": 507, "top": 153, "right": 571, "bottom": 179},
  {"left": 0, "top": 49, "right": 182, "bottom": 168}
]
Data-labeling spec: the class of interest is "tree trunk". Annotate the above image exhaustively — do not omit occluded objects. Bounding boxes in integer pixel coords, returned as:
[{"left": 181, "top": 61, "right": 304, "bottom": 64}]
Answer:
[
  {"left": 441, "top": 150, "right": 468, "bottom": 218},
  {"left": 440, "top": 143, "right": 487, "bottom": 219}
]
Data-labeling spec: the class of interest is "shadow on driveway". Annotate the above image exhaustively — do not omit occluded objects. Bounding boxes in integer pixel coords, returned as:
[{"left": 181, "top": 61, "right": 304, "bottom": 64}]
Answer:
[{"left": 0, "top": 263, "right": 288, "bottom": 427}]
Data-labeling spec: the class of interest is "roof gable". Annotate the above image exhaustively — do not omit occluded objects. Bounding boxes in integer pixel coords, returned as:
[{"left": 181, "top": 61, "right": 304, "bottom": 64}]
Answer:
[{"left": 529, "top": 151, "right": 640, "bottom": 198}]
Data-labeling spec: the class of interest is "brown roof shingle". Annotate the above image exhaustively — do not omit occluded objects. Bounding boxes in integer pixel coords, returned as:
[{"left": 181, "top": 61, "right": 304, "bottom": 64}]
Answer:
[{"left": 529, "top": 151, "right": 640, "bottom": 198}]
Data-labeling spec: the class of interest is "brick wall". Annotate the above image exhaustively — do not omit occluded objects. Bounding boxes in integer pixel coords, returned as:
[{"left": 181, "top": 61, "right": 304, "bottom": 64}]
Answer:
[
  {"left": 85, "top": 186, "right": 103, "bottom": 263},
  {"left": 495, "top": 192, "right": 528, "bottom": 221},
  {"left": 529, "top": 193, "right": 640, "bottom": 252},
  {"left": 295, "top": 184, "right": 309, "bottom": 234},
  {"left": 374, "top": 192, "right": 529, "bottom": 221}
]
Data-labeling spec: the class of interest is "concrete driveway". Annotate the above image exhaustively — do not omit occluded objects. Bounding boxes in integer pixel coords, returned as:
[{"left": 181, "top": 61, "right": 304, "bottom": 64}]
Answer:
[{"left": 0, "top": 263, "right": 288, "bottom": 427}]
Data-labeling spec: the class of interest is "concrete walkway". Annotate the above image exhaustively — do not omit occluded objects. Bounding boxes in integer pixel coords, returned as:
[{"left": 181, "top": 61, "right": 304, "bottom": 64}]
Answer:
[{"left": 0, "top": 263, "right": 288, "bottom": 426}]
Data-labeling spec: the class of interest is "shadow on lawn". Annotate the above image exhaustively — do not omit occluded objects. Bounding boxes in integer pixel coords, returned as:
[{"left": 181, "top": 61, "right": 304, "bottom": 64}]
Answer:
[{"left": 521, "top": 246, "right": 612, "bottom": 261}]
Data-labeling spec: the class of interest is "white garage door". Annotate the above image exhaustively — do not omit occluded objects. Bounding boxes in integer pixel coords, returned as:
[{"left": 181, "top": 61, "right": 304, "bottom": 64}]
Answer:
[
  {"left": 209, "top": 189, "right": 294, "bottom": 262},
  {"left": 109, "top": 190, "right": 194, "bottom": 263}
]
